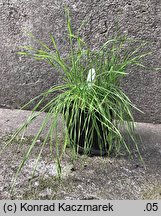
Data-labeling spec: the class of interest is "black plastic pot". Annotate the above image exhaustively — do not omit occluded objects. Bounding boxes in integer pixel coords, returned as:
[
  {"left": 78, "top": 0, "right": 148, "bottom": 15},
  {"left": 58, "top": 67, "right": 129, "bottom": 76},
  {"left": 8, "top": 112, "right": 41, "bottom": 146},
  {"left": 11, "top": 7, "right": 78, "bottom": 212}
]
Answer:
[{"left": 65, "top": 107, "right": 112, "bottom": 156}]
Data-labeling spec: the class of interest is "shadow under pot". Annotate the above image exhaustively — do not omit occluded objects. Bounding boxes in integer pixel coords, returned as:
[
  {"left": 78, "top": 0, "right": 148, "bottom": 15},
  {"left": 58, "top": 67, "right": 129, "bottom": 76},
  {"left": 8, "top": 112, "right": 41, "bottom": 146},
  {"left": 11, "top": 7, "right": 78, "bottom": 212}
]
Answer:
[{"left": 65, "top": 107, "right": 112, "bottom": 156}]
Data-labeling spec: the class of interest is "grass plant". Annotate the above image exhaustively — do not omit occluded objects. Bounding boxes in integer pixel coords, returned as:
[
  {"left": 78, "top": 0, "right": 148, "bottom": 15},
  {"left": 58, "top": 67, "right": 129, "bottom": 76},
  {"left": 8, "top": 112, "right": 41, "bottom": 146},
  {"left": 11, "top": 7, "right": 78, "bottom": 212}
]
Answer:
[{"left": 1, "top": 9, "right": 150, "bottom": 185}]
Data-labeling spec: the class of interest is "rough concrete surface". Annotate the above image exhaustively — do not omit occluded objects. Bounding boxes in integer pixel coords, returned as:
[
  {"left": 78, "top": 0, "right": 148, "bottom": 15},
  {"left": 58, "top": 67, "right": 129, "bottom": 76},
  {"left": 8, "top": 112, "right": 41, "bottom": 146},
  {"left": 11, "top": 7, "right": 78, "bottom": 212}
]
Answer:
[
  {"left": 0, "top": 108, "right": 161, "bottom": 200},
  {"left": 1, "top": 0, "right": 161, "bottom": 123}
]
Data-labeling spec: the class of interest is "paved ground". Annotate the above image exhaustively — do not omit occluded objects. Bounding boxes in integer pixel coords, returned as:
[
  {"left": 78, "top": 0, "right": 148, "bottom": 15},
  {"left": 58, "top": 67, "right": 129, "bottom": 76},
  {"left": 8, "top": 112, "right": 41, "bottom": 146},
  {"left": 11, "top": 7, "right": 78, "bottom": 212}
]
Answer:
[{"left": 0, "top": 108, "right": 161, "bottom": 200}]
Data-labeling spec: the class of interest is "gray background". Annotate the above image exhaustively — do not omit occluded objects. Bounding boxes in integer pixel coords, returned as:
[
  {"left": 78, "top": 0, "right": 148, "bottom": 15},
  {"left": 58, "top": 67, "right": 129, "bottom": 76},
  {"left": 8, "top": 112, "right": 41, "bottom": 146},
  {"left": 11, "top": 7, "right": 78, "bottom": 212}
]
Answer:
[{"left": 0, "top": 0, "right": 161, "bottom": 123}]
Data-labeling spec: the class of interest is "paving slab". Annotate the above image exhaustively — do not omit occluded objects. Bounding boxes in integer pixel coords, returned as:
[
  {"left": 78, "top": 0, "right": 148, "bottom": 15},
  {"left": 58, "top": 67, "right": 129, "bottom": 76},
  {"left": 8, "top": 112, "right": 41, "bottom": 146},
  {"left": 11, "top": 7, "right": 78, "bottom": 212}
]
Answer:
[{"left": 0, "top": 108, "right": 161, "bottom": 200}]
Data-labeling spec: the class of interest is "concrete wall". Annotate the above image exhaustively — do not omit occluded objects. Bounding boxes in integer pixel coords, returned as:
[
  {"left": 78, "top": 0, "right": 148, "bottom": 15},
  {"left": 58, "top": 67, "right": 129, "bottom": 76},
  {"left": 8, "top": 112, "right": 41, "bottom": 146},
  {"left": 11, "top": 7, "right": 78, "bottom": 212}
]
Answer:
[{"left": 0, "top": 0, "right": 161, "bottom": 123}]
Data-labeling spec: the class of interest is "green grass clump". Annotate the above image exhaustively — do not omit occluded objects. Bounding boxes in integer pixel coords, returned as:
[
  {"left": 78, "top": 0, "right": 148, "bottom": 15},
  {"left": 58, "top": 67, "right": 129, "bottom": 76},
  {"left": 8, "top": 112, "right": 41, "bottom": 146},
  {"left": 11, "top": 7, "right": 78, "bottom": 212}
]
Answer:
[{"left": 2, "top": 9, "right": 150, "bottom": 185}]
